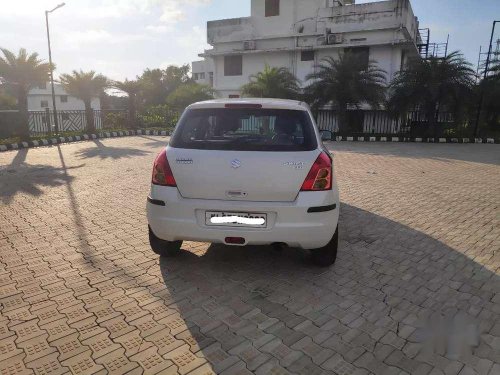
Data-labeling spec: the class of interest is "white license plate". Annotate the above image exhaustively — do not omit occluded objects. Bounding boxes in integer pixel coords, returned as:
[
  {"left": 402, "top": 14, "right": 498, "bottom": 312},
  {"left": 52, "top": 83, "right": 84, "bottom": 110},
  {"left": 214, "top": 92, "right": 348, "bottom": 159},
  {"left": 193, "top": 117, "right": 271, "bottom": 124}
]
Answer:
[{"left": 205, "top": 211, "right": 267, "bottom": 228}]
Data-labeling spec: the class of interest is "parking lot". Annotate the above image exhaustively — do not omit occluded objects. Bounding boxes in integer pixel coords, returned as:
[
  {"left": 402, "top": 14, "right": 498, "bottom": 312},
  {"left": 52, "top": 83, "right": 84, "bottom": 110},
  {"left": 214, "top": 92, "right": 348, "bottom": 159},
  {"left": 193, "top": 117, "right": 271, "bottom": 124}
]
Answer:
[{"left": 0, "top": 137, "right": 499, "bottom": 375}]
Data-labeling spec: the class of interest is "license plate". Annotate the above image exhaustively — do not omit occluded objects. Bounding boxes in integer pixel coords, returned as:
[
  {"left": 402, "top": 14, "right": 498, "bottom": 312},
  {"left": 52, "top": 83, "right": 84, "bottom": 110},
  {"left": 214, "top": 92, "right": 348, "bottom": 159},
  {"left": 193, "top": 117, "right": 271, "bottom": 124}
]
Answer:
[{"left": 205, "top": 211, "right": 267, "bottom": 228}]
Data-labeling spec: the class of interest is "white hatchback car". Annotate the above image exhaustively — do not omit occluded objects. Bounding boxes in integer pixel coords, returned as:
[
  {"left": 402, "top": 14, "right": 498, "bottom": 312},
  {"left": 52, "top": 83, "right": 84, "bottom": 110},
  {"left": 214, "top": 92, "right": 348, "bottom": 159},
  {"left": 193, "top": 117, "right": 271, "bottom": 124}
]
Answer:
[{"left": 147, "top": 99, "right": 340, "bottom": 266}]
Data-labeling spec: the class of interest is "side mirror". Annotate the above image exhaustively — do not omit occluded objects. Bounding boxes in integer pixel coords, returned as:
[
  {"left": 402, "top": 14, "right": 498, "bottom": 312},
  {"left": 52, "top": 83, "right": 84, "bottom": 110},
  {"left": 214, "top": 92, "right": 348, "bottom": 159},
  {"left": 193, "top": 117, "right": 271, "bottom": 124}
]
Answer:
[{"left": 319, "top": 129, "right": 333, "bottom": 141}]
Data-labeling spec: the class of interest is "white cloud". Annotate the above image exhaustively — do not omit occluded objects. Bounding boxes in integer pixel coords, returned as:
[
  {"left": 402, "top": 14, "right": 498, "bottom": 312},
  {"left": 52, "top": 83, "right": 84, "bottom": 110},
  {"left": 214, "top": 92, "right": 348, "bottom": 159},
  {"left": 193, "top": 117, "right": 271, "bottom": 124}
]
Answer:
[
  {"left": 158, "top": 3, "right": 185, "bottom": 23},
  {"left": 92, "top": 0, "right": 212, "bottom": 24},
  {"left": 1, "top": 0, "right": 212, "bottom": 24},
  {"left": 64, "top": 30, "right": 113, "bottom": 43},
  {"left": 62, "top": 30, "right": 153, "bottom": 47},
  {"left": 146, "top": 25, "right": 170, "bottom": 34},
  {"left": 0, "top": 0, "right": 216, "bottom": 80},
  {"left": 154, "top": 0, "right": 212, "bottom": 24}
]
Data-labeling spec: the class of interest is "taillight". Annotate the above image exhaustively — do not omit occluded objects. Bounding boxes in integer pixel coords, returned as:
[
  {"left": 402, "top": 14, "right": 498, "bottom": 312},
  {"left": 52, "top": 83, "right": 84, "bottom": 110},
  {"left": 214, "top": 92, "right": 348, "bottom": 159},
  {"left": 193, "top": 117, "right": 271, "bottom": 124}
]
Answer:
[
  {"left": 152, "top": 149, "right": 176, "bottom": 187},
  {"left": 301, "top": 152, "right": 332, "bottom": 191}
]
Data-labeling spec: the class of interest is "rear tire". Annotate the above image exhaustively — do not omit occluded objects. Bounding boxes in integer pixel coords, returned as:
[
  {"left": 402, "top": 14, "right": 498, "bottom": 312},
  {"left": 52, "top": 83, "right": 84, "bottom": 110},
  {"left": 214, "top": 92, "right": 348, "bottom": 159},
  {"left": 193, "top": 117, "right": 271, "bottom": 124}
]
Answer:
[
  {"left": 311, "top": 226, "right": 338, "bottom": 267},
  {"left": 148, "top": 226, "right": 182, "bottom": 257}
]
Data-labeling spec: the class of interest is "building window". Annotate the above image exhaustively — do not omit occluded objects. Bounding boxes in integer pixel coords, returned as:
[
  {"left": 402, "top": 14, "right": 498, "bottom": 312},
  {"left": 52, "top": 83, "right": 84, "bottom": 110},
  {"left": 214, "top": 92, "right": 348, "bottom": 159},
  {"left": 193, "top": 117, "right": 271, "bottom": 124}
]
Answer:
[
  {"left": 41, "top": 100, "right": 49, "bottom": 108},
  {"left": 209, "top": 72, "right": 214, "bottom": 87},
  {"left": 38, "top": 83, "right": 46, "bottom": 90},
  {"left": 344, "top": 47, "right": 370, "bottom": 70},
  {"left": 265, "top": 0, "right": 280, "bottom": 17},
  {"left": 301, "top": 50, "right": 315, "bottom": 61},
  {"left": 229, "top": 94, "right": 240, "bottom": 98},
  {"left": 224, "top": 55, "right": 243, "bottom": 76},
  {"left": 60, "top": 95, "right": 68, "bottom": 103},
  {"left": 62, "top": 113, "right": 69, "bottom": 120}
]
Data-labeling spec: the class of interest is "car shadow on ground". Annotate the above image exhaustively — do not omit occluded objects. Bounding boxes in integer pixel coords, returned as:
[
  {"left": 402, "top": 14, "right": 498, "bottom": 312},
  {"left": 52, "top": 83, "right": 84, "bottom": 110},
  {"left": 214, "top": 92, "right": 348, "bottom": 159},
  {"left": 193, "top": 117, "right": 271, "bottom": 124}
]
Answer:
[
  {"left": 0, "top": 148, "right": 82, "bottom": 204},
  {"left": 326, "top": 142, "right": 500, "bottom": 166},
  {"left": 158, "top": 203, "right": 499, "bottom": 374},
  {"left": 76, "top": 139, "right": 152, "bottom": 160}
]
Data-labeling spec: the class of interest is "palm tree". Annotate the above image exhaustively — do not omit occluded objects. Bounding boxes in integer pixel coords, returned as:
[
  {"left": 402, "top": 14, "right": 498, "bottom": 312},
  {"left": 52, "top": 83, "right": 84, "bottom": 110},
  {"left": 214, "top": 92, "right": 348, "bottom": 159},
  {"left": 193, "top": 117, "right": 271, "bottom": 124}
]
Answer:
[
  {"left": 388, "top": 51, "right": 475, "bottom": 137},
  {"left": 60, "top": 70, "right": 108, "bottom": 133},
  {"left": 304, "top": 54, "right": 387, "bottom": 133},
  {"left": 477, "top": 58, "right": 500, "bottom": 135},
  {"left": 113, "top": 79, "right": 142, "bottom": 128},
  {"left": 241, "top": 65, "right": 301, "bottom": 99},
  {"left": 0, "top": 48, "right": 51, "bottom": 139}
]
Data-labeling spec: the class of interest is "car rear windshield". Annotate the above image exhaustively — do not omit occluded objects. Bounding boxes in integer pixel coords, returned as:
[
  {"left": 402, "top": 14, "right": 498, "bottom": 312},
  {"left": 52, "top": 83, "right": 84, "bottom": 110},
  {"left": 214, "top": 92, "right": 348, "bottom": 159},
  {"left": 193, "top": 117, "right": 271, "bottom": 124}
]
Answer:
[{"left": 170, "top": 108, "right": 317, "bottom": 151}]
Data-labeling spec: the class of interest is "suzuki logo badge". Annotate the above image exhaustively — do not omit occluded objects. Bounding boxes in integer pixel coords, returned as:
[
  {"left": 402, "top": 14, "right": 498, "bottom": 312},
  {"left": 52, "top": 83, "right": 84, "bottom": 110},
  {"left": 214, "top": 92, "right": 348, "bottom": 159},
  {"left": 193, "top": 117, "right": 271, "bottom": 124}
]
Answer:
[{"left": 231, "top": 159, "right": 242, "bottom": 169}]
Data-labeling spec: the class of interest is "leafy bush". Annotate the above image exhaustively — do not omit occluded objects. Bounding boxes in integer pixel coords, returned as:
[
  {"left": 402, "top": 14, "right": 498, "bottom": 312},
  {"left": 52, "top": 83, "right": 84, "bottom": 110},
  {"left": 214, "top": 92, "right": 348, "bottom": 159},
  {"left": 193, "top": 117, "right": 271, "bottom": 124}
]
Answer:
[
  {"left": 103, "top": 112, "right": 128, "bottom": 129},
  {"left": 138, "top": 105, "right": 179, "bottom": 130},
  {"left": 0, "top": 92, "right": 17, "bottom": 110},
  {"left": 0, "top": 111, "right": 21, "bottom": 139}
]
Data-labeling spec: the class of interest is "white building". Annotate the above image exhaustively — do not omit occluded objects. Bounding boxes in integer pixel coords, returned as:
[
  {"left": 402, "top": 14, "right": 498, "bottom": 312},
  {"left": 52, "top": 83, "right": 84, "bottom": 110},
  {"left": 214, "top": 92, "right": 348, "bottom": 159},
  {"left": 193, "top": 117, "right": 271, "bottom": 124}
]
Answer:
[
  {"left": 192, "top": 60, "right": 215, "bottom": 87},
  {"left": 193, "top": 0, "right": 421, "bottom": 98},
  {"left": 28, "top": 82, "right": 100, "bottom": 112}
]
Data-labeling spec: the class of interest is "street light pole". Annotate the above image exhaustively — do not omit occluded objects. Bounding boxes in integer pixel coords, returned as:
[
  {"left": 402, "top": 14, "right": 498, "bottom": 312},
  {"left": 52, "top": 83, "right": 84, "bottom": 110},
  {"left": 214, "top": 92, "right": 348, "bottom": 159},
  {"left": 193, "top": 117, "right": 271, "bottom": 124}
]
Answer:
[
  {"left": 45, "top": 3, "right": 65, "bottom": 135},
  {"left": 474, "top": 20, "right": 498, "bottom": 138}
]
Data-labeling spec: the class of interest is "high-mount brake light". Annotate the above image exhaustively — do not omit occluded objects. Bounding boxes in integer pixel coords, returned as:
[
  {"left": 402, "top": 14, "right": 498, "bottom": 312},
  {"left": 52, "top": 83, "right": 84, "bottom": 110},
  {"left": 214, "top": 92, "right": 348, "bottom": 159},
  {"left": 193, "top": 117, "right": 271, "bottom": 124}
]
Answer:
[
  {"left": 152, "top": 149, "right": 177, "bottom": 187},
  {"left": 300, "top": 152, "right": 332, "bottom": 191},
  {"left": 224, "top": 103, "right": 263, "bottom": 109}
]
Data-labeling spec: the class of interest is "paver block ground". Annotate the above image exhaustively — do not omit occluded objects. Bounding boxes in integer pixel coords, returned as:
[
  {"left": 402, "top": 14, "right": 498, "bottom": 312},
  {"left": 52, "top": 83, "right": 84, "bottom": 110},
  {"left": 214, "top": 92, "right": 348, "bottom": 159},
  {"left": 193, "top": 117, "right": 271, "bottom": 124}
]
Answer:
[{"left": 1, "top": 137, "right": 499, "bottom": 374}]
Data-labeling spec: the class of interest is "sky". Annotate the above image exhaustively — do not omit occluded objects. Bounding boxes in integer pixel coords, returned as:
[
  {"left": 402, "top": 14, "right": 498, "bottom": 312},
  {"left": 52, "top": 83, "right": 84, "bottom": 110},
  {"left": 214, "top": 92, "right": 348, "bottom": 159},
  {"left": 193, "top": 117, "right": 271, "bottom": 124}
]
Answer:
[{"left": 0, "top": 0, "right": 499, "bottom": 81}]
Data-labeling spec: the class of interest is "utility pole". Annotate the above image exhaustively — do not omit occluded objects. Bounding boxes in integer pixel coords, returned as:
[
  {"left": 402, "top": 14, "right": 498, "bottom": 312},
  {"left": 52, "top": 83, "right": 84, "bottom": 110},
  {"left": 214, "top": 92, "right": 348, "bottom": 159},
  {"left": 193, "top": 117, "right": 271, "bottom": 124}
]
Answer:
[
  {"left": 474, "top": 20, "right": 498, "bottom": 138},
  {"left": 45, "top": 3, "right": 65, "bottom": 134}
]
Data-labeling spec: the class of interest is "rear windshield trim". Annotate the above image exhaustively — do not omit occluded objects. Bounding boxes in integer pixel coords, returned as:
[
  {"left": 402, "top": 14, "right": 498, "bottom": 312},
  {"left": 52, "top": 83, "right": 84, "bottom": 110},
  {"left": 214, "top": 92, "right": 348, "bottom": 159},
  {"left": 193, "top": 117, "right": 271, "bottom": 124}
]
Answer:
[{"left": 170, "top": 108, "right": 318, "bottom": 152}]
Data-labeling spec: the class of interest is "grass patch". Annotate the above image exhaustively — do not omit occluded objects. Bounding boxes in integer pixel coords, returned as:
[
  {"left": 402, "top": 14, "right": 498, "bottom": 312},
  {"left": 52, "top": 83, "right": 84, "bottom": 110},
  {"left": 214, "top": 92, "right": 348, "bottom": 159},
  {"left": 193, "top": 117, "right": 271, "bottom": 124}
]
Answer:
[{"left": 0, "top": 137, "right": 21, "bottom": 145}]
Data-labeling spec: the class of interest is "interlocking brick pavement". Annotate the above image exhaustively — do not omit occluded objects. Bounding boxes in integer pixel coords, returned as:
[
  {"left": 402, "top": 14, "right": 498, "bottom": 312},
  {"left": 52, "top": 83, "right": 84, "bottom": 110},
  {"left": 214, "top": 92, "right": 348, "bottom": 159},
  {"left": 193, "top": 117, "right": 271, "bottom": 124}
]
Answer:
[{"left": 0, "top": 137, "right": 499, "bottom": 374}]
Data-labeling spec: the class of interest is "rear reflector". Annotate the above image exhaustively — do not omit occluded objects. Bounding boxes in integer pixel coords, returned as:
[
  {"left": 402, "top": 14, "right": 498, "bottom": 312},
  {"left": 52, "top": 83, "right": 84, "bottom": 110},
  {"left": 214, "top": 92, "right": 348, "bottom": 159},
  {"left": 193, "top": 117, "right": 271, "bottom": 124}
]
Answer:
[
  {"left": 225, "top": 237, "right": 246, "bottom": 245},
  {"left": 224, "top": 103, "right": 262, "bottom": 109}
]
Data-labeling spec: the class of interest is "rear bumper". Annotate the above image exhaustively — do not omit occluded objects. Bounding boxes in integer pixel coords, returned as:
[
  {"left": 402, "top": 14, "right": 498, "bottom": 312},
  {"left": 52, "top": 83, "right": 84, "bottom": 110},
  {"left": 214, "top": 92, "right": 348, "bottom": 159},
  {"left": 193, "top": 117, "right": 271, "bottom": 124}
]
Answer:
[{"left": 146, "top": 186, "right": 339, "bottom": 250}]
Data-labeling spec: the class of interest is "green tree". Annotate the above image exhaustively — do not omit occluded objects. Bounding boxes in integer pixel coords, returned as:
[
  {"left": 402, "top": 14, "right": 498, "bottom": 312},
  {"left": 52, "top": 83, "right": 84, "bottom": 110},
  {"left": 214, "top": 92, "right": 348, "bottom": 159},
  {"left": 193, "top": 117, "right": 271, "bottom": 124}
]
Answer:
[
  {"left": 138, "top": 65, "right": 191, "bottom": 107},
  {"left": 0, "top": 48, "right": 51, "bottom": 139},
  {"left": 137, "top": 69, "right": 166, "bottom": 107},
  {"left": 164, "top": 65, "right": 191, "bottom": 90},
  {"left": 304, "top": 54, "right": 387, "bottom": 133},
  {"left": 138, "top": 105, "right": 179, "bottom": 129},
  {"left": 478, "top": 58, "right": 500, "bottom": 136},
  {"left": 60, "top": 70, "right": 108, "bottom": 133},
  {"left": 113, "top": 79, "right": 142, "bottom": 128},
  {"left": 241, "top": 65, "right": 301, "bottom": 99},
  {"left": 166, "top": 82, "right": 214, "bottom": 112},
  {"left": 388, "top": 51, "right": 475, "bottom": 137}
]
